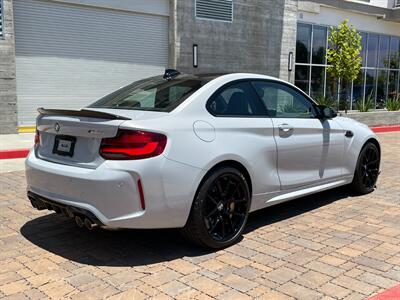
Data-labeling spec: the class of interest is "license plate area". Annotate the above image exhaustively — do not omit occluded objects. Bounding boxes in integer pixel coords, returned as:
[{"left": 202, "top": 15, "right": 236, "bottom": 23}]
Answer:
[{"left": 52, "top": 135, "right": 76, "bottom": 157}]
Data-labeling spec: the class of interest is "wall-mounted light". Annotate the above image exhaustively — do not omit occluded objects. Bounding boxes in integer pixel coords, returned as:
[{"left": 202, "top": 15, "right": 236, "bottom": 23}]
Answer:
[
  {"left": 193, "top": 44, "right": 198, "bottom": 68},
  {"left": 288, "top": 52, "right": 294, "bottom": 72}
]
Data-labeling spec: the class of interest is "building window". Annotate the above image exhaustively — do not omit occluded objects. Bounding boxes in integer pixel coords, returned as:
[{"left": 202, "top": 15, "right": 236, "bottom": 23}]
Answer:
[
  {"left": 295, "top": 22, "right": 400, "bottom": 111},
  {"left": 0, "top": 0, "right": 3, "bottom": 38},
  {"left": 195, "top": 0, "right": 233, "bottom": 22},
  {"left": 296, "top": 23, "right": 312, "bottom": 64}
]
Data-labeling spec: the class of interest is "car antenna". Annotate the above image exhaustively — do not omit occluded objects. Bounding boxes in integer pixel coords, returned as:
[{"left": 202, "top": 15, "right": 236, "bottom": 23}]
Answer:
[{"left": 163, "top": 69, "right": 181, "bottom": 80}]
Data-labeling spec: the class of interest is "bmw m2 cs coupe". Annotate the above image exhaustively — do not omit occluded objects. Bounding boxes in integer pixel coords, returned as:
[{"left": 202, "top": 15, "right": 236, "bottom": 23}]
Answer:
[{"left": 26, "top": 70, "right": 381, "bottom": 248}]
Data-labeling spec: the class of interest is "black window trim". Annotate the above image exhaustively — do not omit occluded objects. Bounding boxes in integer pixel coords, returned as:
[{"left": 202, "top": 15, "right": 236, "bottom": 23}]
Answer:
[{"left": 206, "top": 78, "right": 320, "bottom": 119}]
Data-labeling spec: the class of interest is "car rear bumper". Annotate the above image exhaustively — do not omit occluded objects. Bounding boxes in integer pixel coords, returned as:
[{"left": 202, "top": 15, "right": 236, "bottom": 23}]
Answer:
[{"left": 25, "top": 151, "right": 205, "bottom": 229}]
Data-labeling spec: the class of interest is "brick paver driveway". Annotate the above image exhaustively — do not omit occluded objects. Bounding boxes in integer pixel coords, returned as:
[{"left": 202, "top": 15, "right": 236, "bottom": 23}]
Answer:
[{"left": 0, "top": 132, "right": 399, "bottom": 300}]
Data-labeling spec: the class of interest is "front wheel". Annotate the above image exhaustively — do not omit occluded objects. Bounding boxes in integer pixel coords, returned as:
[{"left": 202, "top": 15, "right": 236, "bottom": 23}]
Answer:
[
  {"left": 351, "top": 142, "right": 380, "bottom": 194},
  {"left": 182, "top": 167, "right": 251, "bottom": 249}
]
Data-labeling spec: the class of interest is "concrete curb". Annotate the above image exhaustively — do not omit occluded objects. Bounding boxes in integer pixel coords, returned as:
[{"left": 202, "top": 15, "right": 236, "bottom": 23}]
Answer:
[
  {"left": 0, "top": 125, "right": 399, "bottom": 160},
  {"left": 0, "top": 149, "right": 30, "bottom": 160},
  {"left": 371, "top": 125, "right": 400, "bottom": 133},
  {"left": 368, "top": 283, "right": 400, "bottom": 300}
]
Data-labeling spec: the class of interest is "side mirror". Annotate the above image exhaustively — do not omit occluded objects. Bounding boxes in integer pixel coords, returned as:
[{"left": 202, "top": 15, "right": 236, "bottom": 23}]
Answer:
[{"left": 316, "top": 105, "right": 337, "bottom": 120}]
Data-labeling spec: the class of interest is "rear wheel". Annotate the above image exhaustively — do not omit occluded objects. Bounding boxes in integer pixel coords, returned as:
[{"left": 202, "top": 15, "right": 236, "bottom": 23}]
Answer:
[
  {"left": 182, "top": 167, "right": 251, "bottom": 249},
  {"left": 351, "top": 142, "right": 380, "bottom": 194}
]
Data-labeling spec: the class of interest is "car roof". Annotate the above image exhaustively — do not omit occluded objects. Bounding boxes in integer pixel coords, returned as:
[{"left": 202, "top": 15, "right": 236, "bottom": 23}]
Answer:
[{"left": 175, "top": 72, "right": 281, "bottom": 83}]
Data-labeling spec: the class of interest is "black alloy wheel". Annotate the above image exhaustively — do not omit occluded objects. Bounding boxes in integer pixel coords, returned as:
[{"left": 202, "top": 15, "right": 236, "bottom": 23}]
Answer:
[
  {"left": 182, "top": 167, "right": 251, "bottom": 249},
  {"left": 360, "top": 146, "right": 380, "bottom": 189},
  {"left": 203, "top": 173, "right": 249, "bottom": 242},
  {"left": 351, "top": 142, "right": 380, "bottom": 194}
]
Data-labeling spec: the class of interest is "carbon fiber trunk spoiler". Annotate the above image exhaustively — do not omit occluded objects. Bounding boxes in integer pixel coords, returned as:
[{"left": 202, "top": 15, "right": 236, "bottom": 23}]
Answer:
[{"left": 37, "top": 108, "right": 131, "bottom": 120}]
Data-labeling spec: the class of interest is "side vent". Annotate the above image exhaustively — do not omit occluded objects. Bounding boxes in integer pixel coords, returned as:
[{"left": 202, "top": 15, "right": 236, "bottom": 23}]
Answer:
[{"left": 195, "top": 0, "right": 233, "bottom": 22}]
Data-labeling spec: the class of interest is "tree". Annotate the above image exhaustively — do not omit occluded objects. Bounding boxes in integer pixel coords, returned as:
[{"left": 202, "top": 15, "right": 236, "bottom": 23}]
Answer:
[{"left": 327, "top": 20, "right": 362, "bottom": 111}]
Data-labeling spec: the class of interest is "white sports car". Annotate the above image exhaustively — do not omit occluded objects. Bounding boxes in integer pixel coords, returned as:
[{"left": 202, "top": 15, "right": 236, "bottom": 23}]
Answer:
[{"left": 26, "top": 70, "right": 381, "bottom": 248}]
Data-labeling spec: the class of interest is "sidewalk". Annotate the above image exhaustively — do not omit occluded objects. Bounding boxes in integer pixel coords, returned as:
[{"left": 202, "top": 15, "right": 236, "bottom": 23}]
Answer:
[{"left": 0, "top": 133, "right": 34, "bottom": 150}]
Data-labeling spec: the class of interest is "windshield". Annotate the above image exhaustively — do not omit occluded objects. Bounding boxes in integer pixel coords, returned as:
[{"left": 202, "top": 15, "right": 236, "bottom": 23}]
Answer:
[{"left": 89, "top": 75, "right": 213, "bottom": 112}]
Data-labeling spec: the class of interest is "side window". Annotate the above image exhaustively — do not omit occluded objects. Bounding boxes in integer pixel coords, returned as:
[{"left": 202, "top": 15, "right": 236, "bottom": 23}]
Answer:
[
  {"left": 207, "top": 81, "right": 266, "bottom": 116},
  {"left": 252, "top": 81, "right": 316, "bottom": 118}
]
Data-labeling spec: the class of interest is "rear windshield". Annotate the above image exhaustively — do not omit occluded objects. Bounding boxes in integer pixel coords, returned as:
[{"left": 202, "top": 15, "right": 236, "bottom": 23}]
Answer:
[{"left": 89, "top": 75, "right": 212, "bottom": 112}]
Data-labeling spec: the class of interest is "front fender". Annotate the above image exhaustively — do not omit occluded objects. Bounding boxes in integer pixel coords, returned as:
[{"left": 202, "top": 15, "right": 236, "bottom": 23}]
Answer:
[{"left": 335, "top": 117, "right": 379, "bottom": 176}]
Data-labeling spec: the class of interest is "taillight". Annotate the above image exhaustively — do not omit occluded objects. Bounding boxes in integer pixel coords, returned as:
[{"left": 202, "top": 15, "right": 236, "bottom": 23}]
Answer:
[
  {"left": 34, "top": 130, "right": 40, "bottom": 148},
  {"left": 99, "top": 129, "right": 167, "bottom": 160}
]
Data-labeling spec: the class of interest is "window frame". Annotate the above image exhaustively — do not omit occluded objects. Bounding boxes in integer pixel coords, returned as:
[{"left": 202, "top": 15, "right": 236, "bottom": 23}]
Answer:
[{"left": 250, "top": 79, "right": 320, "bottom": 119}]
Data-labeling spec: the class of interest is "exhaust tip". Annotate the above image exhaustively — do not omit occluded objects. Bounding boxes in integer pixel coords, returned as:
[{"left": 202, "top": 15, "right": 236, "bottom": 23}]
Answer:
[
  {"left": 30, "top": 199, "right": 37, "bottom": 209},
  {"left": 74, "top": 216, "right": 84, "bottom": 228},
  {"left": 65, "top": 207, "right": 74, "bottom": 218},
  {"left": 84, "top": 218, "right": 97, "bottom": 230},
  {"left": 53, "top": 206, "right": 62, "bottom": 214}
]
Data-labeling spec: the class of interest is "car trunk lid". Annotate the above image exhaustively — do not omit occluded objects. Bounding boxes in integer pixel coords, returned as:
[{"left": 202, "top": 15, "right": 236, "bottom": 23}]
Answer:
[{"left": 36, "top": 108, "right": 131, "bottom": 168}]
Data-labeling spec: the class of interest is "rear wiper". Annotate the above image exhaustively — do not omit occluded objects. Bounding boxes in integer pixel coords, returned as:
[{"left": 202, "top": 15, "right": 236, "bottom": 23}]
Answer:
[{"left": 37, "top": 108, "right": 131, "bottom": 120}]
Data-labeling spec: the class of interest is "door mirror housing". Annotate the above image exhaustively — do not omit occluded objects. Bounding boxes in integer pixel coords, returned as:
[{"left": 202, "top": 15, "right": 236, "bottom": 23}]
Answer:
[{"left": 316, "top": 105, "right": 337, "bottom": 120}]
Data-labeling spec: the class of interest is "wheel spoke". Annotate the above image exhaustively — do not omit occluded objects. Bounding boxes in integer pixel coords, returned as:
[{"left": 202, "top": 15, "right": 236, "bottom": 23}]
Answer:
[
  {"left": 233, "top": 198, "right": 247, "bottom": 203},
  {"left": 207, "top": 195, "right": 218, "bottom": 205},
  {"left": 206, "top": 207, "right": 219, "bottom": 219},
  {"left": 232, "top": 185, "right": 240, "bottom": 197},
  {"left": 362, "top": 174, "right": 368, "bottom": 185},
  {"left": 367, "top": 149, "right": 374, "bottom": 162},
  {"left": 221, "top": 220, "right": 226, "bottom": 237},
  {"left": 227, "top": 217, "right": 235, "bottom": 233},
  {"left": 216, "top": 180, "right": 224, "bottom": 195},
  {"left": 224, "top": 179, "right": 233, "bottom": 196},
  {"left": 209, "top": 218, "right": 221, "bottom": 233},
  {"left": 367, "top": 159, "right": 379, "bottom": 166}
]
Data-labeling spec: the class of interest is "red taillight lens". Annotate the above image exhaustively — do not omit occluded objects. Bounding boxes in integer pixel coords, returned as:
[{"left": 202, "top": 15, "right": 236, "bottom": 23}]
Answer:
[
  {"left": 34, "top": 131, "right": 40, "bottom": 148},
  {"left": 99, "top": 130, "right": 167, "bottom": 160}
]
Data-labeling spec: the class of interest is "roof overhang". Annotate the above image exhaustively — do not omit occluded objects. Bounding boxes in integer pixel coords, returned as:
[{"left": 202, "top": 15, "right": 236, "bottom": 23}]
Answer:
[{"left": 299, "top": 0, "right": 400, "bottom": 23}]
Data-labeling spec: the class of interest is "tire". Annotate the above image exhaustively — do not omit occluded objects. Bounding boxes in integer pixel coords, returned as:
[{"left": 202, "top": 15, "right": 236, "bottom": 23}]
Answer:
[
  {"left": 351, "top": 142, "right": 380, "bottom": 195},
  {"left": 182, "top": 167, "right": 251, "bottom": 249}
]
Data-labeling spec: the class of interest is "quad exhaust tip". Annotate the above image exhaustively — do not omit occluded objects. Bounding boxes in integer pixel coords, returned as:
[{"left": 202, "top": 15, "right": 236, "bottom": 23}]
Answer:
[
  {"left": 75, "top": 215, "right": 97, "bottom": 230},
  {"left": 75, "top": 216, "right": 84, "bottom": 228},
  {"left": 28, "top": 192, "right": 104, "bottom": 229},
  {"left": 84, "top": 218, "right": 97, "bottom": 230}
]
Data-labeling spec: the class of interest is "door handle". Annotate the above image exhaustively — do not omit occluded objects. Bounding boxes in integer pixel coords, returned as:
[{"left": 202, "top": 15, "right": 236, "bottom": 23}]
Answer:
[{"left": 278, "top": 124, "right": 294, "bottom": 133}]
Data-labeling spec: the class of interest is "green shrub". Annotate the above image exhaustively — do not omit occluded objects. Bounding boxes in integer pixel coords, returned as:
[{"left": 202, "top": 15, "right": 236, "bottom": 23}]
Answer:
[
  {"left": 357, "top": 93, "right": 374, "bottom": 112},
  {"left": 385, "top": 97, "right": 400, "bottom": 111},
  {"left": 313, "top": 95, "right": 335, "bottom": 107}
]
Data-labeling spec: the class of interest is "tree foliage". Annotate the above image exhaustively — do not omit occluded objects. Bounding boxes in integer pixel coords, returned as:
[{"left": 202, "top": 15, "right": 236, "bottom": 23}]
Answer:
[{"left": 327, "top": 20, "right": 362, "bottom": 83}]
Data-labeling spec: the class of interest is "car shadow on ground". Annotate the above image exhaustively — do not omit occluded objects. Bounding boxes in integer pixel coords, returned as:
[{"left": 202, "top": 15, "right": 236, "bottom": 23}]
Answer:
[{"left": 20, "top": 186, "right": 352, "bottom": 267}]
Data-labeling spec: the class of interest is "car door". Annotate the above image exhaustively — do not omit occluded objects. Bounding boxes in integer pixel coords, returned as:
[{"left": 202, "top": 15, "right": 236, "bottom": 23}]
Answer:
[
  {"left": 252, "top": 80, "right": 345, "bottom": 190},
  {"left": 205, "top": 80, "right": 281, "bottom": 210}
]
